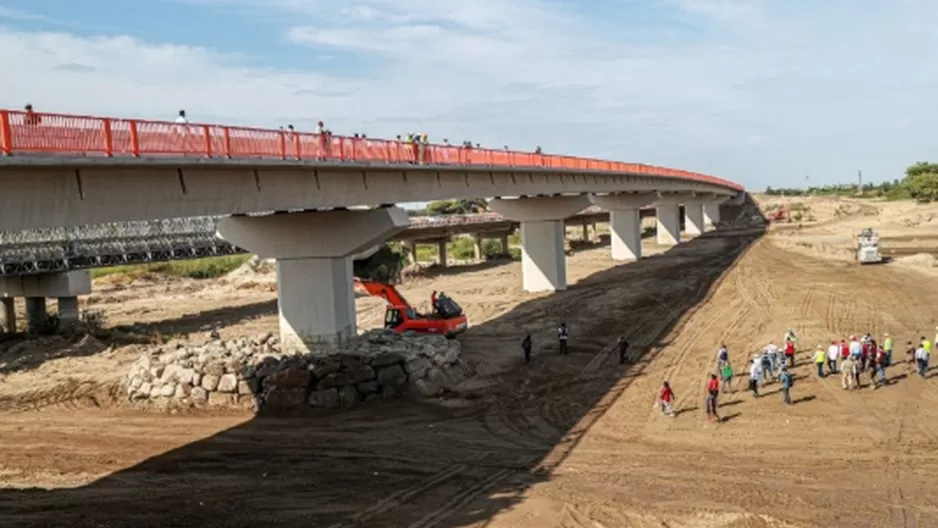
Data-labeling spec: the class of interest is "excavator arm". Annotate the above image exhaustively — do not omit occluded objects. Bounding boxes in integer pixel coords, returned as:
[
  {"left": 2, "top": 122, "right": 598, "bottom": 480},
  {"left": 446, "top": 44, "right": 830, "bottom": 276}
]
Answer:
[{"left": 354, "top": 278, "right": 413, "bottom": 308}]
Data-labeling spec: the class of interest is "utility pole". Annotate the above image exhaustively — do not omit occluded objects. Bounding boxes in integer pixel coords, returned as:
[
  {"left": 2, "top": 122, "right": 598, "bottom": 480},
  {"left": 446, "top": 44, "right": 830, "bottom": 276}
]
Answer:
[{"left": 857, "top": 169, "right": 863, "bottom": 194}]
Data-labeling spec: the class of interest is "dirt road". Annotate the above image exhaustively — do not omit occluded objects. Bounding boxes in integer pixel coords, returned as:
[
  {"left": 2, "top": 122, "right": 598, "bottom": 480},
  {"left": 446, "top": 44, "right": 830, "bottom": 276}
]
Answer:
[{"left": 3, "top": 225, "right": 938, "bottom": 527}]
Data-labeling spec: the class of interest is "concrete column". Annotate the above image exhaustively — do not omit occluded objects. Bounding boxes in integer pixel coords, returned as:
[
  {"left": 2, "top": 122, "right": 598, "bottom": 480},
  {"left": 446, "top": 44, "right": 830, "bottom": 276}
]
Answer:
[
  {"left": 277, "top": 258, "right": 355, "bottom": 351},
  {"left": 520, "top": 220, "right": 567, "bottom": 292},
  {"left": 489, "top": 195, "right": 591, "bottom": 292},
  {"left": 656, "top": 204, "right": 681, "bottom": 246},
  {"left": 609, "top": 210, "right": 641, "bottom": 261},
  {"left": 437, "top": 240, "right": 448, "bottom": 268},
  {"left": 58, "top": 296, "right": 79, "bottom": 328},
  {"left": 581, "top": 223, "right": 589, "bottom": 241},
  {"left": 684, "top": 202, "right": 705, "bottom": 235},
  {"left": 703, "top": 203, "right": 720, "bottom": 229},
  {"left": 405, "top": 241, "right": 417, "bottom": 264},
  {"left": 1, "top": 297, "right": 15, "bottom": 333},
  {"left": 217, "top": 207, "right": 409, "bottom": 354},
  {"left": 25, "top": 297, "right": 47, "bottom": 332},
  {"left": 591, "top": 192, "right": 657, "bottom": 261},
  {"left": 473, "top": 234, "right": 483, "bottom": 260}
]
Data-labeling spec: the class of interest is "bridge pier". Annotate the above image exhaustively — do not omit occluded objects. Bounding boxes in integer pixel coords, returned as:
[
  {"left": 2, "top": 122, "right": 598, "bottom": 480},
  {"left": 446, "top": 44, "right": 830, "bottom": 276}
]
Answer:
[
  {"left": 0, "top": 271, "right": 91, "bottom": 332},
  {"left": 699, "top": 194, "right": 730, "bottom": 230},
  {"left": 217, "top": 207, "right": 409, "bottom": 354},
  {"left": 489, "top": 195, "right": 591, "bottom": 292},
  {"left": 684, "top": 202, "right": 705, "bottom": 236},
  {"left": 591, "top": 193, "right": 658, "bottom": 261},
  {"left": 654, "top": 193, "right": 695, "bottom": 246},
  {"left": 2, "top": 297, "right": 15, "bottom": 333}
]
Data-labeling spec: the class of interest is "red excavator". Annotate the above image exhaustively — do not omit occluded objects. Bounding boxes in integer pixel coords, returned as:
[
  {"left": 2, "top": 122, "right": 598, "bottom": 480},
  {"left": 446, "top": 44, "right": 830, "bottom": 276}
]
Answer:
[
  {"left": 354, "top": 278, "right": 469, "bottom": 337},
  {"left": 768, "top": 204, "right": 791, "bottom": 223}
]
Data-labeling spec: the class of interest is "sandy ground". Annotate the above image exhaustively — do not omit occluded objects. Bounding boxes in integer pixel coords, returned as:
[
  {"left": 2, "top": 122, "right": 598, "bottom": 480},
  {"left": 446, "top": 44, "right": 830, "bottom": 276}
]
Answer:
[{"left": 2, "top": 199, "right": 938, "bottom": 527}]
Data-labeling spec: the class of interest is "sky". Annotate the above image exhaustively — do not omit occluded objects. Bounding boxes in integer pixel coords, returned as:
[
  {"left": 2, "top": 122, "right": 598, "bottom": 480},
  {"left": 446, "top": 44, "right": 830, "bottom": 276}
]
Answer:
[{"left": 1, "top": 0, "right": 937, "bottom": 191}]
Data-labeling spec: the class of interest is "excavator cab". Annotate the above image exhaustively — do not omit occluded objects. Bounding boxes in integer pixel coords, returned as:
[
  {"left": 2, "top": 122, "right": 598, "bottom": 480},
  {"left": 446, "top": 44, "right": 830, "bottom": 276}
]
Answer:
[{"left": 433, "top": 294, "right": 463, "bottom": 319}]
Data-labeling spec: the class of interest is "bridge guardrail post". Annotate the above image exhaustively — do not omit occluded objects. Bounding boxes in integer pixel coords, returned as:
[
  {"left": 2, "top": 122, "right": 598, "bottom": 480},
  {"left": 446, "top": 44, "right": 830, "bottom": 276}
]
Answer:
[
  {"left": 0, "top": 110, "right": 11, "bottom": 156},
  {"left": 128, "top": 120, "right": 140, "bottom": 157},
  {"left": 103, "top": 118, "right": 114, "bottom": 157},
  {"left": 203, "top": 125, "right": 213, "bottom": 158}
]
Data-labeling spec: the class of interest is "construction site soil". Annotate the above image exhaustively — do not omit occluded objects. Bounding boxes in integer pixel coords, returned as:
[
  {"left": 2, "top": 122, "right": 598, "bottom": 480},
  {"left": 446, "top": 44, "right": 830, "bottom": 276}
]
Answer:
[{"left": 3, "top": 197, "right": 938, "bottom": 527}]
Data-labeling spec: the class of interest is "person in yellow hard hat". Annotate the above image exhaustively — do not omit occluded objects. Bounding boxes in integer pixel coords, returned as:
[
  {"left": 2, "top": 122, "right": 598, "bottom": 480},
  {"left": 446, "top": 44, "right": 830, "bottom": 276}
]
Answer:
[{"left": 813, "top": 345, "right": 827, "bottom": 378}]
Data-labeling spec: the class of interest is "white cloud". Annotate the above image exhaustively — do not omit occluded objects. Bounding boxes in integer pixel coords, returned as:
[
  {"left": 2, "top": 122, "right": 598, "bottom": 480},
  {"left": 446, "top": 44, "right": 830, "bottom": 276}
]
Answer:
[{"left": 1, "top": 0, "right": 938, "bottom": 188}]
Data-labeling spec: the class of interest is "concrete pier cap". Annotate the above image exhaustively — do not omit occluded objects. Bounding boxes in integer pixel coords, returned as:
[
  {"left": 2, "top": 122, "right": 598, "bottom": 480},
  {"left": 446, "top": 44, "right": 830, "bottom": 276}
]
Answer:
[
  {"left": 590, "top": 192, "right": 658, "bottom": 261},
  {"left": 216, "top": 207, "right": 410, "bottom": 354},
  {"left": 488, "top": 195, "right": 591, "bottom": 293}
]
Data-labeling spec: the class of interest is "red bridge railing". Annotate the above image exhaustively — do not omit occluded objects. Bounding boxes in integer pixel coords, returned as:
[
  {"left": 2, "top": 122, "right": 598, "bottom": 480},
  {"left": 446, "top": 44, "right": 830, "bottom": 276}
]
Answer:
[{"left": 0, "top": 109, "right": 743, "bottom": 191}]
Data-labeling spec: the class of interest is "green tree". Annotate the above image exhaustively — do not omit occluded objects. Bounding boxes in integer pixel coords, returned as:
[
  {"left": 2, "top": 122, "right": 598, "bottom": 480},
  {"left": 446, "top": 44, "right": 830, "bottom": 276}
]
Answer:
[
  {"left": 903, "top": 163, "right": 938, "bottom": 202},
  {"left": 426, "top": 198, "right": 488, "bottom": 215},
  {"left": 353, "top": 244, "right": 407, "bottom": 283}
]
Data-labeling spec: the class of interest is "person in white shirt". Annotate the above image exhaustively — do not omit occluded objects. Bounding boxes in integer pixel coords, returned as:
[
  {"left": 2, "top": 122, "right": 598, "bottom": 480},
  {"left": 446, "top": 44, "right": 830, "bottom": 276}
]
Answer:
[
  {"left": 827, "top": 341, "right": 840, "bottom": 374},
  {"left": 766, "top": 342, "right": 780, "bottom": 372},
  {"left": 175, "top": 109, "right": 188, "bottom": 124},
  {"left": 915, "top": 346, "right": 929, "bottom": 378},
  {"left": 749, "top": 356, "right": 763, "bottom": 397}
]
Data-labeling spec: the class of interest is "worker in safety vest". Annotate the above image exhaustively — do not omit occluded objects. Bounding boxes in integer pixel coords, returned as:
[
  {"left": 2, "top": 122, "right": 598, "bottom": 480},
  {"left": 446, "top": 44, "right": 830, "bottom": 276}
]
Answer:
[
  {"left": 813, "top": 346, "right": 827, "bottom": 378},
  {"left": 557, "top": 323, "right": 569, "bottom": 355},
  {"left": 884, "top": 333, "right": 894, "bottom": 367}
]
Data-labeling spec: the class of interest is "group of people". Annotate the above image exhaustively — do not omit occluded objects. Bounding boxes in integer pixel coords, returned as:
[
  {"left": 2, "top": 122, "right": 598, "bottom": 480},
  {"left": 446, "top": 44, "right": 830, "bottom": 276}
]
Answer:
[
  {"left": 653, "top": 327, "right": 938, "bottom": 421},
  {"left": 808, "top": 332, "right": 934, "bottom": 389}
]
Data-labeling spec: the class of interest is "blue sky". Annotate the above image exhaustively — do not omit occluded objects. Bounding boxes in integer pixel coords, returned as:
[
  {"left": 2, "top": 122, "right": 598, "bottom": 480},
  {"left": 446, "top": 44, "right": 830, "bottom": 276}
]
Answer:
[{"left": 1, "top": 0, "right": 937, "bottom": 191}]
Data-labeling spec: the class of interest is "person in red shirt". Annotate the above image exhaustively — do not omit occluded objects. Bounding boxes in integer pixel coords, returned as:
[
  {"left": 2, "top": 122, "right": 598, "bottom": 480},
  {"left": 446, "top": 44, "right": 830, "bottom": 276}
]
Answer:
[
  {"left": 784, "top": 339, "right": 796, "bottom": 368},
  {"left": 656, "top": 381, "right": 676, "bottom": 417},
  {"left": 840, "top": 339, "right": 850, "bottom": 360},
  {"left": 706, "top": 374, "right": 721, "bottom": 422}
]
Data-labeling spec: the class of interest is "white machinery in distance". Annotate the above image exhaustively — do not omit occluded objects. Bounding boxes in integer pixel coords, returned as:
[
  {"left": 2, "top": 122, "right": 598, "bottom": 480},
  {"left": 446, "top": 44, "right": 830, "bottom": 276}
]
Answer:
[{"left": 855, "top": 228, "right": 883, "bottom": 264}]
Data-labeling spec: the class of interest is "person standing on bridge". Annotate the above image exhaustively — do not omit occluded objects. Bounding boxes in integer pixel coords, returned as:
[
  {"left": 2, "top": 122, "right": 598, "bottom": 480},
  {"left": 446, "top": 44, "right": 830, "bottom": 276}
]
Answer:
[
  {"left": 617, "top": 336, "right": 630, "bottom": 365},
  {"left": 175, "top": 109, "right": 188, "bottom": 124},
  {"left": 557, "top": 323, "right": 569, "bottom": 355},
  {"left": 706, "top": 374, "right": 721, "bottom": 422},
  {"left": 522, "top": 333, "right": 532, "bottom": 363}
]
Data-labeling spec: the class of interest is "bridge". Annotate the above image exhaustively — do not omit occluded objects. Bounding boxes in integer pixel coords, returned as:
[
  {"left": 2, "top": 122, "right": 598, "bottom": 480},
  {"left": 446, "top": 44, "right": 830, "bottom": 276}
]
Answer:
[{"left": 0, "top": 108, "right": 744, "bottom": 352}]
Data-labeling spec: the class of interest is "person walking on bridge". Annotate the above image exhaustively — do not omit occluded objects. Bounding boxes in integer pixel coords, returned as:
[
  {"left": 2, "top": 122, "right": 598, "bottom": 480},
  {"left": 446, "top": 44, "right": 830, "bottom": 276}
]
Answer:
[
  {"left": 558, "top": 323, "right": 569, "bottom": 355},
  {"left": 522, "top": 333, "right": 532, "bottom": 363}
]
